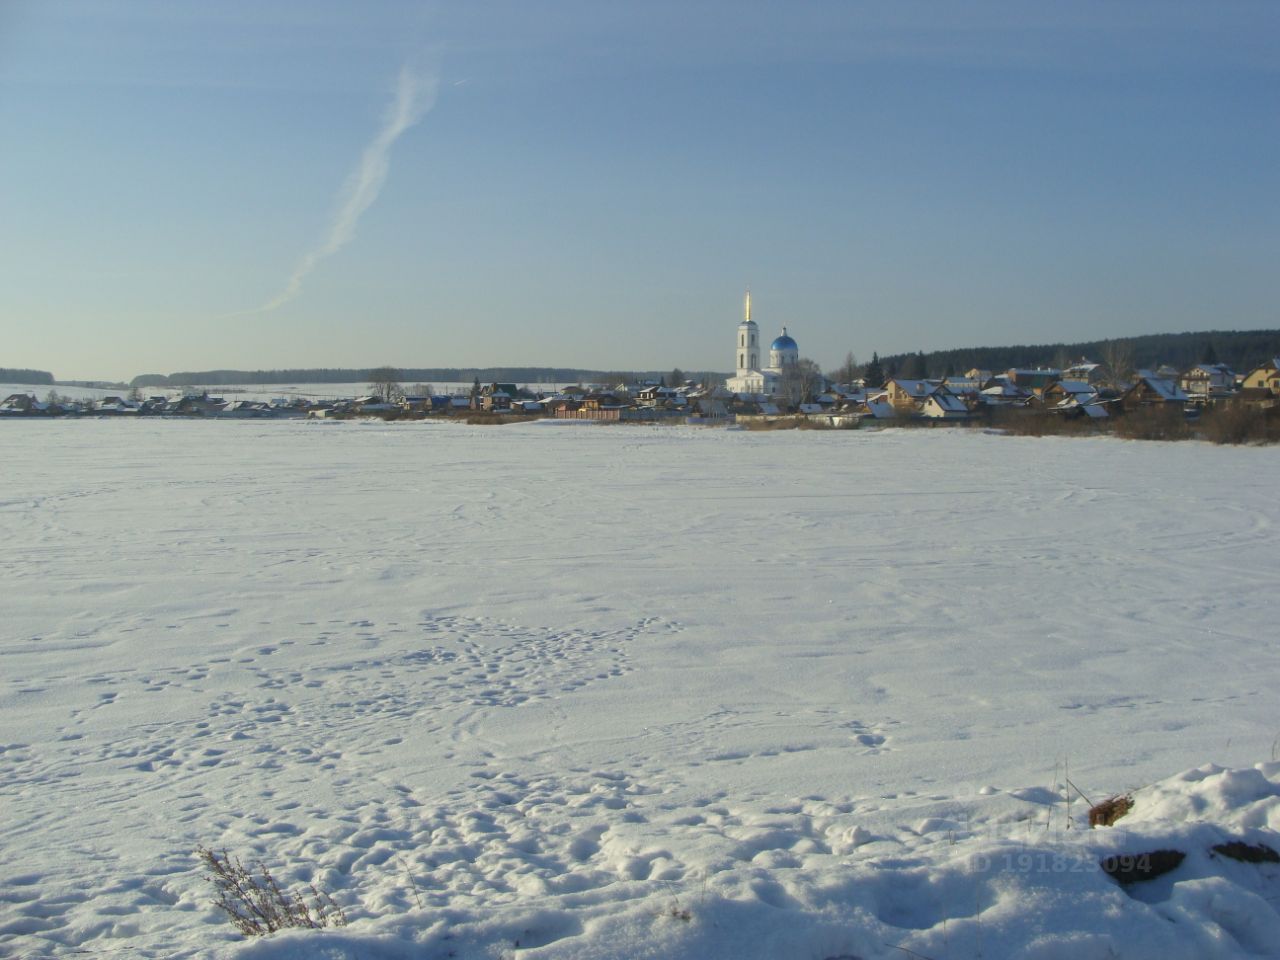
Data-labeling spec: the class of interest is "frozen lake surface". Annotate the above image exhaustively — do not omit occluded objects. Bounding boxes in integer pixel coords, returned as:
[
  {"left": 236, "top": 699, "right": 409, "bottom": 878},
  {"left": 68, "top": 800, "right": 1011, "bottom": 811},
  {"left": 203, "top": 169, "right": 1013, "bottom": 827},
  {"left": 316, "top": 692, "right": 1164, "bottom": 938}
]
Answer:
[{"left": 3, "top": 420, "right": 1279, "bottom": 958}]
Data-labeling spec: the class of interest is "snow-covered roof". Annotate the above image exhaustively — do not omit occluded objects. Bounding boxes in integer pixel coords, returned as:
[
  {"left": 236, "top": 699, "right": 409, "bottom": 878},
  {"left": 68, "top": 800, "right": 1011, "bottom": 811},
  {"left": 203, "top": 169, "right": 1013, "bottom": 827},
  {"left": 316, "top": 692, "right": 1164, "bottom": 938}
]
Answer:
[
  {"left": 926, "top": 392, "right": 968, "bottom": 413},
  {"left": 1135, "top": 372, "right": 1189, "bottom": 402},
  {"left": 888, "top": 378, "right": 937, "bottom": 396},
  {"left": 1055, "top": 380, "right": 1096, "bottom": 396},
  {"left": 981, "top": 383, "right": 1028, "bottom": 398},
  {"left": 1062, "top": 361, "right": 1100, "bottom": 376},
  {"left": 1184, "top": 363, "right": 1234, "bottom": 376}
]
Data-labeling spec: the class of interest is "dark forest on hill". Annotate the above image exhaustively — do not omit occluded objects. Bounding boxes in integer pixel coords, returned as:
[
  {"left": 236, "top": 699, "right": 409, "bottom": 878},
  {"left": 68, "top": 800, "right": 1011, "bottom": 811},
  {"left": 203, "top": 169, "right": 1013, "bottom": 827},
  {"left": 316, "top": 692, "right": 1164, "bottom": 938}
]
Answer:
[
  {"left": 128, "top": 368, "right": 719, "bottom": 389},
  {"left": 0, "top": 368, "right": 54, "bottom": 385},
  {"left": 877, "top": 330, "right": 1280, "bottom": 380}
]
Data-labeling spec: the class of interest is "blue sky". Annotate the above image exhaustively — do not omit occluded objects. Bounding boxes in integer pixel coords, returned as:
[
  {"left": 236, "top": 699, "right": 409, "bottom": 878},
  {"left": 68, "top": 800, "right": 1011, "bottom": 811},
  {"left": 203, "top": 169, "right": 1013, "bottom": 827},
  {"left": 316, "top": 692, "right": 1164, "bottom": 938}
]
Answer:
[{"left": 2, "top": 0, "right": 1276, "bottom": 380}]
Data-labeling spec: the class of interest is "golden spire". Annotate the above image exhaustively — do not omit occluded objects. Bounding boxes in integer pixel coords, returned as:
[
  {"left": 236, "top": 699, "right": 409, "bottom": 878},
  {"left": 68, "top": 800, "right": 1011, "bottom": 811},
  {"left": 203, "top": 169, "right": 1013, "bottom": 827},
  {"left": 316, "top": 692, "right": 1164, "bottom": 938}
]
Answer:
[{"left": 744, "top": 290, "right": 752, "bottom": 322}]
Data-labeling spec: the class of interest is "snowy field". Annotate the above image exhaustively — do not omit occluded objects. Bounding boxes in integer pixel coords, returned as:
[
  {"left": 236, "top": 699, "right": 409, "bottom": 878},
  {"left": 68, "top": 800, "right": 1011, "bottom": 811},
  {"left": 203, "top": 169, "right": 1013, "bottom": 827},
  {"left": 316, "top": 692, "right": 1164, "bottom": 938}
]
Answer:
[{"left": 2, "top": 419, "right": 1279, "bottom": 959}]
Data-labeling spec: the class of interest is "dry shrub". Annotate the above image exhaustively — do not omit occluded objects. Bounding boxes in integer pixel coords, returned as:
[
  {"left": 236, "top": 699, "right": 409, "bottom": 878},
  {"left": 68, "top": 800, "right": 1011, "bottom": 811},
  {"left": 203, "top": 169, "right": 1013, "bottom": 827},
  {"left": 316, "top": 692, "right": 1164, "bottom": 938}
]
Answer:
[
  {"left": 989, "top": 408, "right": 1101, "bottom": 437},
  {"left": 739, "top": 417, "right": 807, "bottom": 431},
  {"left": 1199, "top": 401, "right": 1280, "bottom": 445},
  {"left": 197, "top": 846, "right": 347, "bottom": 937},
  {"left": 1089, "top": 794, "right": 1134, "bottom": 828},
  {"left": 1114, "top": 405, "right": 1190, "bottom": 441}
]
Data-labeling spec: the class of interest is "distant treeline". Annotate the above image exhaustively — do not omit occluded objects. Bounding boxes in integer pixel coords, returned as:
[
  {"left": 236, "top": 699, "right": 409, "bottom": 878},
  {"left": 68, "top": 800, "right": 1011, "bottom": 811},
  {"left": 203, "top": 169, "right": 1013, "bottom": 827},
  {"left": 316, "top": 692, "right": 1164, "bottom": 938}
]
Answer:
[
  {"left": 878, "top": 330, "right": 1280, "bottom": 380},
  {"left": 130, "top": 367, "right": 728, "bottom": 388},
  {"left": 0, "top": 368, "right": 54, "bottom": 385}
]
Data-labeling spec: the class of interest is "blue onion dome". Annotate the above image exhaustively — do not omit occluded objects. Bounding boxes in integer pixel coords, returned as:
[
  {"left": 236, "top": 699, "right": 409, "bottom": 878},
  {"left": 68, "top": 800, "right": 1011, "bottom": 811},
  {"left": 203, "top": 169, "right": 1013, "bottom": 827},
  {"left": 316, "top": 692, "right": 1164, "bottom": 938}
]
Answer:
[{"left": 771, "top": 328, "right": 797, "bottom": 350}]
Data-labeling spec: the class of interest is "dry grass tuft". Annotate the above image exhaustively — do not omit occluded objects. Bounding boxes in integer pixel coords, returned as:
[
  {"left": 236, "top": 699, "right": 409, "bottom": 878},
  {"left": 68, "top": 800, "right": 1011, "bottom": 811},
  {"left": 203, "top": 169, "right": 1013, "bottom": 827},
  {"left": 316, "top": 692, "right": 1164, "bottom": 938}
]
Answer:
[
  {"left": 1089, "top": 794, "right": 1134, "bottom": 828},
  {"left": 197, "top": 846, "right": 347, "bottom": 937}
]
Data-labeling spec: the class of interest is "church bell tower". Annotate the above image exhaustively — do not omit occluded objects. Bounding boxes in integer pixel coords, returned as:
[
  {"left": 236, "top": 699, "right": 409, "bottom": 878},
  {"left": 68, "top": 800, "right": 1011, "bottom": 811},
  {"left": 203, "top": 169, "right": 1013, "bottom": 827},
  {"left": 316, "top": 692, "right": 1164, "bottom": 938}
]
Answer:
[{"left": 736, "top": 291, "right": 759, "bottom": 376}]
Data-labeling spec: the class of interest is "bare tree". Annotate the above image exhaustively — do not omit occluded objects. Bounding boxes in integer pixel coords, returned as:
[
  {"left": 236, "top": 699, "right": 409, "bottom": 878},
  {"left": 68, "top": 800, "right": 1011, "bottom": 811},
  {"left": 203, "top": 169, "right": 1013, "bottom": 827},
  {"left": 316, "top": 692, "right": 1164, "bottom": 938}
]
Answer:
[
  {"left": 368, "top": 366, "right": 403, "bottom": 403},
  {"left": 1100, "top": 340, "right": 1135, "bottom": 389},
  {"left": 779, "top": 357, "right": 824, "bottom": 407},
  {"left": 831, "top": 351, "right": 860, "bottom": 386}
]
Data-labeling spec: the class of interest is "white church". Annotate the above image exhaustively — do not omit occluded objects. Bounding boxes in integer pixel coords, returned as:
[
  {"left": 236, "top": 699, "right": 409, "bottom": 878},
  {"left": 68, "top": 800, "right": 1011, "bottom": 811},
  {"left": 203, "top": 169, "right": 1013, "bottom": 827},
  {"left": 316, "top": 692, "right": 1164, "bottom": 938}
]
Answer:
[{"left": 725, "top": 292, "right": 801, "bottom": 397}]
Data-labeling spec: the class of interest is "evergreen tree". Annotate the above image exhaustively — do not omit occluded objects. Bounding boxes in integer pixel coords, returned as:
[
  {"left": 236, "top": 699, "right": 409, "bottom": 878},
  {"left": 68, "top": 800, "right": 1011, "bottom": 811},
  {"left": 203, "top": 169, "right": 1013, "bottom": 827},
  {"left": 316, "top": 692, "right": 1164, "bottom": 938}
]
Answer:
[
  {"left": 1201, "top": 341, "right": 1219, "bottom": 365},
  {"left": 863, "top": 352, "right": 885, "bottom": 388},
  {"left": 899, "top": 352, "right": 926, "bottom": 379}
]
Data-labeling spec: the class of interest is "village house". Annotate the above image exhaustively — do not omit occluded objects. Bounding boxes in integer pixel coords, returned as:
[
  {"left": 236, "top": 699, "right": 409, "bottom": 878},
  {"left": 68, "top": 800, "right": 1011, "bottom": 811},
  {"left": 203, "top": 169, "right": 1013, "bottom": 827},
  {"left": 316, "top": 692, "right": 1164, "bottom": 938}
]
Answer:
[
  {"left": 1178, "top": 363, "right": 1236, "bottom": 402},
  {"left": 1043, "top": 380, "right": 1110, "bottom": 418},
  {"left": 1005, "top": 368, "right": 1061, "bottom": 397},
  {"left": 920, "top": 391, "right": 970, "bottom": 420},
  {"left": 852, "top": 393, "right": 896, "bottom": 420},
  {"left": 635, "top": 384, "right": 680, "bottom": 404},
  {"left": 94, "top": 396, "right": 139, "bottom": 415},
  {"left": 1, "top": 393, "right": 45, "bottom": 415},
  {"left": 1119, "top": 371, "right": 1189, "bottom": 412},
  {"left": 554, "top": 391, "right": 637, "bottom": 421},
  {"left": 941, "top": 377, "right": 988, "bottom": 405},
  {"left": 1042, "top": 380, "right": 1099, "bottom": 405},
  {"left": 166, "top": 394, "right": 227, "bottom": 416},
  {"left": 472, "top": 382, "right": 526, "bottom": 412},
  {"left": 1240, "top": 359, "right": 1280, "bottom": 398},
  {"left": 223, "top": 400, "right": 275, "bottom": 418},
  {"left": 878, "top": 379, "right": 968, "bottom": 419},
  {"left": 882, "top": 378, "right": 942, "bottom": 411},
  {"left": 978, "top": 381, "right": 1033, "bottom": 407},
  {"left": 1061, "top": 359, "right": 1107, "bottom": 385}
]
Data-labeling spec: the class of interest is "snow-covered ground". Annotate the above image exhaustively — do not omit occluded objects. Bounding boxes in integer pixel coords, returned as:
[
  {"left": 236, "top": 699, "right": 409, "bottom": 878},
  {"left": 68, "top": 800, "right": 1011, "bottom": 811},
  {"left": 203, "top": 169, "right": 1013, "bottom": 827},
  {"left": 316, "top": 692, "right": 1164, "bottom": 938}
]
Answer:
[{"left": 2, "top": 420, "right": 1279, "bottom": 959}]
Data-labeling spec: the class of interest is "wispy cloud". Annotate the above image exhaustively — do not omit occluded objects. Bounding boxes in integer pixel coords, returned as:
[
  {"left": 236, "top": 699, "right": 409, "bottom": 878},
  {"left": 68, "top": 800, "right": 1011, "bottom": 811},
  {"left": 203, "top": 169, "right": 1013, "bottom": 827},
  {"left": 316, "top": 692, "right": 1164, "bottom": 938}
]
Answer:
[{"left": 247, "top": 62, "right": 438, "bottom": 314}]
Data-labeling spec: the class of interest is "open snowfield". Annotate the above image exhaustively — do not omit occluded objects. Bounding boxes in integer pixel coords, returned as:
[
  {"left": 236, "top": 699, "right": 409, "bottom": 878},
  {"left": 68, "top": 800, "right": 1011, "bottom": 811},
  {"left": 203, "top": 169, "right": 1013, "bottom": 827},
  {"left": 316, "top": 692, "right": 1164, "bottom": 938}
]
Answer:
[{"left": 3, "top": 419, "right": 1280, "bottom": 959}]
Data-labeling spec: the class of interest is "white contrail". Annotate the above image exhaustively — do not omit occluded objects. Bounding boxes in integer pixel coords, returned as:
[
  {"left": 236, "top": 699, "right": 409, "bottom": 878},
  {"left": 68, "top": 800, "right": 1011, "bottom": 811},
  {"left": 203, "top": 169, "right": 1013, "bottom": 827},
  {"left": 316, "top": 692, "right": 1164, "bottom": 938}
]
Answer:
[{"left": 248, "top": 64, "right": 438, "bottom": 314}]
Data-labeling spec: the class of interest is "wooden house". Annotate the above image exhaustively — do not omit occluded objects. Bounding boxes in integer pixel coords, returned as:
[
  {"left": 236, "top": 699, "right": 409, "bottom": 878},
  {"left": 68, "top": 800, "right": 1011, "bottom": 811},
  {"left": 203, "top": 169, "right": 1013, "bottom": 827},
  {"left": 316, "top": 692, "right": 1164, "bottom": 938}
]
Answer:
[
  {"left": 1005, "top": 368, "right": 1062, "bottom": 397},
  {"left": 920, "top": 391, "right": 969, "bottom": 419},
  {"left": 1178, "top": 363, "right": 1236, "bottom": 402},
  {"left": 1119, "top": 372, "right": 1189, "bottom": 411},
  {"left": 1240, "top": 359, "right": 1280, "bottom": 398},
  {"left": 1061, "top": 360, "right": 1106, "bottom": 384},
  {"left": 882, "top": 378, "right": 941, "bottom": 411}
]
